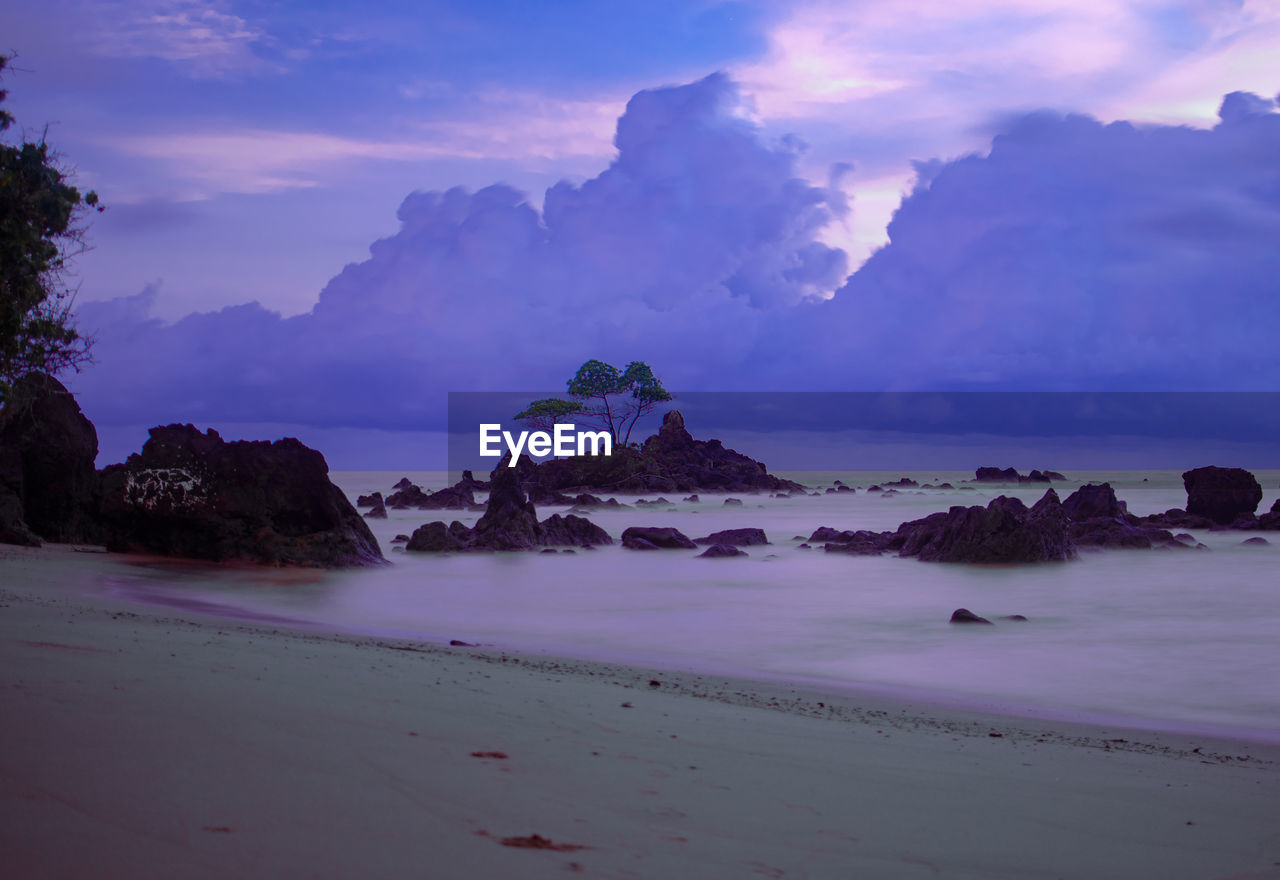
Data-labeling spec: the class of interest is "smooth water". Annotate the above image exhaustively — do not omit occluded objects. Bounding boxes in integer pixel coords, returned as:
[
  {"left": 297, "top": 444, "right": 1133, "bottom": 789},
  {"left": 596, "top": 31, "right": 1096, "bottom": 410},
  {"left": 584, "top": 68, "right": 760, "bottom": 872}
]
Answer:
[{"left": 99, "top": 468, "right": 1280, "bottom": 739}]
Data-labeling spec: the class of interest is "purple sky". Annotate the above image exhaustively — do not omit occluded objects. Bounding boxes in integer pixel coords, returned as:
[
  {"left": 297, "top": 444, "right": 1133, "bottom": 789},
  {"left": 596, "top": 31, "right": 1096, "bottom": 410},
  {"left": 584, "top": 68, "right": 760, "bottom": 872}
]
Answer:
[{"left": 3, "top": 1, "right": 1279, "bottom": 466}]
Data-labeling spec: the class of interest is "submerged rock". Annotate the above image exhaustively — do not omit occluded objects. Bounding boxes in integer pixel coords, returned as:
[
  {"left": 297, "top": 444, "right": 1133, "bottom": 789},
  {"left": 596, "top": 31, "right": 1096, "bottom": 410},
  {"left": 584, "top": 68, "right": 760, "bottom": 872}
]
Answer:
[
  {"left": 950, "top": 608, "right": 994, "bottom": 625},
  {"left": 621, "top": 526, "right": 696, "bottom": 550},
  {"left": 693, "top": 527, "right": 769, "bottom": 546},
  {"left": 698, "top": 543, "right": 748, "bottom": 558}
]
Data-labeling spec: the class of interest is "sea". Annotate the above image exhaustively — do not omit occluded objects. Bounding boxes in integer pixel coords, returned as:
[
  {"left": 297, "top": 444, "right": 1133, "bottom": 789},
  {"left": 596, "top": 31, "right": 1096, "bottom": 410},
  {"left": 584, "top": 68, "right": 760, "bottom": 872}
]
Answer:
[{"left": 100, "top": 468, "right": 1280, "bottom": 742}]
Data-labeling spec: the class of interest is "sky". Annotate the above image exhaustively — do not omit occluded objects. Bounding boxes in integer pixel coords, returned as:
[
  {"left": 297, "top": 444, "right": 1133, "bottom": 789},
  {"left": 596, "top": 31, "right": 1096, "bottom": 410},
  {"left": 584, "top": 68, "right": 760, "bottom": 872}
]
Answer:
[{"left": 3, "top": 0, "right": 1279, "bottom": 467}]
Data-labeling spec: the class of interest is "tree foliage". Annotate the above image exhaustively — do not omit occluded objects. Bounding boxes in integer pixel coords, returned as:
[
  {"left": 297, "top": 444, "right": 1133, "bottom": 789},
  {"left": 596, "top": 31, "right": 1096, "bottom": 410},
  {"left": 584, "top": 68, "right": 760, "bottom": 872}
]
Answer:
[
  {"left": 513, "top": 397, "right": 585, "bottom": 432},
  {"left": 0, "top": 55, "right": 100, "bottom": 406},
  {"left": 565, "top": 358, "right": 673, "bottom": 445}
]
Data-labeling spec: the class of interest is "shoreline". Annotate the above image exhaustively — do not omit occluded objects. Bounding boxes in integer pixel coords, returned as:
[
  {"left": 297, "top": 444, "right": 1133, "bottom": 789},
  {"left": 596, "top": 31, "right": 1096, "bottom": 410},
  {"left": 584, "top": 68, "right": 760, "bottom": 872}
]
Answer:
[
  {"left": 4, "top": 545, "right": 1280, "bottom": 878},
  {"left": 13, "top": 541, "right": 1280, "bottom": 749}
]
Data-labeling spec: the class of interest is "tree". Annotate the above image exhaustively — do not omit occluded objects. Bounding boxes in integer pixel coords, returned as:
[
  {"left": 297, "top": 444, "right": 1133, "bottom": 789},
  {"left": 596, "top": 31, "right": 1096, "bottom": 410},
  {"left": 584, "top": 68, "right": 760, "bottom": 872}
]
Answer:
[
  {"left": 564, "top": 358, "right": 673, "bottom": 445},
  {"left": 513, "top": 397, "right": 584, "bottom": 432},
  {"left": 0, "top": 55, "right": 100, "bottom": 407}
]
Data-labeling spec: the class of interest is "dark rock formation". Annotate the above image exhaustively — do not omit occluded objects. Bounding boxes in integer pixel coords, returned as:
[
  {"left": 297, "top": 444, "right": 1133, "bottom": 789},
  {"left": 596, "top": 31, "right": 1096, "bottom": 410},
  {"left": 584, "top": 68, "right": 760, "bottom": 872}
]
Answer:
[
  {"left": 405, "top": 467, "right": 610, "bottom": 552},
  {"left": 950, "top": 608, "right": 993, "bottom": 624},
  {"left": 621, "top": 526, "right": 696, "bottom": 550},
  {"left": 1061, "top": 483, "right": 1127, "bottom": 521},
  {"left": 693, "top": 527, "right": 769, "bottom": 546},
  {"left": 356, "top": 491, "right": 383, "bottom": 507},
  {"left": 0, "top": 373, "right": 101, "bottom": 543},
  {"left": 98, "top": 424, "right": 384, "bottom": 567},
  {"left": 1241, "top": 536, "right": 1270, "bottom": 546},
  {"left": 882, "top": 477, "right": 918, "bottom": 488},
  {"left": 897, "top": 491, "right": 1074, "bottom": 563},
  {"left": 699, "top": 543, "right": 747, "bottom": 558},
  {"left": 723, "top": 497, "right": 743, "bottom": 506},
  {"left": 364, "top": 497, "right": 387, "bottom": 519},
  {"left": 392, "top": 477, "right": 415, "bottom": 491},
  {"left": 386, "top": 481, "right": 479, "bottom": 510},
  {"left": 1136, "top": 508, "right": 1216, "bottom": 530},
  {"left": 1182, "top": 466, "right": 1263, "bottom": 525},
  {"left": 973, "top": 467, "right": 1065, "bottom": 484},
  {"left": 998, "top": 614, "right": 1029, "bottom": 622},
  {"left": 506, "top": 410, "right": 804, "bottom": 496}
]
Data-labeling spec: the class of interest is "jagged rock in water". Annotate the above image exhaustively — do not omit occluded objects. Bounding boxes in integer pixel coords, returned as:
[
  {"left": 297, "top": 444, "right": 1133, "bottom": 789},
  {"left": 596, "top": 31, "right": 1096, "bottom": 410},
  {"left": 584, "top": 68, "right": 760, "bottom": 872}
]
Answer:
[
  {"left": 896, "top": 490, "right": 1074, "bottom": 563},
  {"left": 99, "top": 424, "right": 385, "bottom": 567},
  {"left": 406, "top": 467, "right": 611, "bottom": 552},
  {"left": 356, "top": 491, "right": 383, "bottom": 507},
  {"left": 1061, "top": 483, "right": 1128, "bottom": 520}
]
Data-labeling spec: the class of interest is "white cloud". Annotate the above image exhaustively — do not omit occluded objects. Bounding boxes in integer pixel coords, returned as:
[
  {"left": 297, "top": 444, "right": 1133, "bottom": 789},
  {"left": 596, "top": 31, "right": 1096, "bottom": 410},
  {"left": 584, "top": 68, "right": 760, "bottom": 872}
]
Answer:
[{"left": 85, "top": 0, "right": 272, "bottom": 77}]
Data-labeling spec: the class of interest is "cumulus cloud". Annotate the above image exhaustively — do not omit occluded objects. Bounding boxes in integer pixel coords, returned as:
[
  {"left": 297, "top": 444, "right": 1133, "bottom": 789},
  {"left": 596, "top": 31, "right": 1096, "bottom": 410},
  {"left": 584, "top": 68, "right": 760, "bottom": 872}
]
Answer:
[
  {"left": 810, "top": 90, "right": 1280, "bottom": 389},
  {"left": 73, "top": 74, "right": 849, "bottom": 429},
  {"left": 71, "top": 77, "right": 1280, "bottom": 450}
]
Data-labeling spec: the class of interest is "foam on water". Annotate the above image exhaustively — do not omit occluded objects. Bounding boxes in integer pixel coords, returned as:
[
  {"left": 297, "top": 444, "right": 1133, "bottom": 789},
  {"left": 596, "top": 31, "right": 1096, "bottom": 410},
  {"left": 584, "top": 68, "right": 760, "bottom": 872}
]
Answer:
[{"left": 98, "top": 468, "right": 1280, "bottom": 739}]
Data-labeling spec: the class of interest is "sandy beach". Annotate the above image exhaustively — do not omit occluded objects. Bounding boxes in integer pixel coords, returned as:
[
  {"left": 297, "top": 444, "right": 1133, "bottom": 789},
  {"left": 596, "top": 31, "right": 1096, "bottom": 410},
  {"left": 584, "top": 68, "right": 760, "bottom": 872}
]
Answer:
[{"left": 3, "top": 544, "right": 1278, "bottom": 880}]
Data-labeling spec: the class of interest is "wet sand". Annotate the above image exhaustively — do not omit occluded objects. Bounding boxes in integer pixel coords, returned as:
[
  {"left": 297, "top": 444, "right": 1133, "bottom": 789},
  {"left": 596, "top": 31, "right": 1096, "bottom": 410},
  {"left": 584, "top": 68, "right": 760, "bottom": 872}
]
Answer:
[{"left": 2, "top": 545, "right": 1278, "bottom": 879}]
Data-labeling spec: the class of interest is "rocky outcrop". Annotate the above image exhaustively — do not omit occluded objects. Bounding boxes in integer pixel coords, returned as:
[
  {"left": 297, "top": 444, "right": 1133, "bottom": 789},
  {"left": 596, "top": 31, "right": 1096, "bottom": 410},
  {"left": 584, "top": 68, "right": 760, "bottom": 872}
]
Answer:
[
  {"left": 364, "top": 497, "right": 387, "bottom": 519},
  {"left": 1182, "top": 466, "right": 1263, "bottom": 525},
  {"left": 386, "top": 482, "right": 480, "bottom": 510},
  {"left": 356, "top": 491, "right": 383, "bottom": 507},
  {"left": 98, "top": 424, "right": 384, "bottom": 567},
  {"left": 693, "top": 527, "right": 768, "bottom": 546},
  {"left": 405, "top": 467, "right": 610, "bottom": 552},
  {"left": 620, "top": 526, "right": 697, "bottom": 550},
  {"left": 896, "top": 491, "right": 1074, "bottom": 563},
  {"left": 1061, "top": 483, "right": 1127, "bottom": 520},
  {"left": 504, "top": 410, "right": 804, "bottom": 496},
  {"left": 0, "top": 373, "right": 101, "bottom": 544},
  {"left": 973, "top": 467, "right": 1065, "bottom": 483}
]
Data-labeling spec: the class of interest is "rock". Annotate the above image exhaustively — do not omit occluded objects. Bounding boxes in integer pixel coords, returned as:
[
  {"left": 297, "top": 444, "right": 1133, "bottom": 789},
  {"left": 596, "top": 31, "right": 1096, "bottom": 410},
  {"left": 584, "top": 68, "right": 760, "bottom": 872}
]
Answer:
[
  {"left": 1061, "top": 483, "right": 1127, "bottom": 520},
  {"left": 1241, "top": 536, "right": 1270, "bottom": 546},
  {"left": 364, "top": 497, "right": 388, "bottom": 519},
  {"left": 391, "top": 477, "right": 415, "bottom": 491},
  {"left": 406, "top": 521, "right": 470, "bottom": 552},
  {"left": 950, "top": 608, "right": 993, "bottom": 624},
  {"left": 387, "top": 483, "right": 477, "bottom": 510},
  {"left": 973, "top": 466, "right": 1063, "bottom": 484},
  {"left": 392, "top": 534, "right": 410, "bottom": 543},
  {"left": 693, "top": 527, "right": 769, "bottom": 546},
  {"left": 1137, "top": 508, "right": 1216, "bottom": 530},
  {"left": 98, "top": 424, "right": 384, "bottom": 567},
  {"left": 356, "top": 491, "right": 383, "bottom": 507},
  {"left": 723, "top": 497, "right": 743, "bottom": 506},
  {"left": 510, "top": 410, "right": 804, "bottom": 495},
  {"left": 822, "top": 532, "right": 894, "bottom": 555},
  {"left": 683, "top": 494, "right": 699, "bottom": 503},
  {"left": 698, "top": 543, "right": 747, "bottom": 558},
  {"left": 1183, "top": 466, "right": 1263, "bottom": 524},
  {"left": 974, "top": 467, "right": 1021, "bottom": 483},
  {"left": 882, "top": 477, "right": 918, "bottom": 488},
  {"left": 835, "top": 484, "right": 854, "bottom": 493},
  {"left": 0, "top": 373, "right": 101, "bottom": 543},
  {"left": 998, "top": 614, "right": 1028, "bottom": 622},
  {"left": 406, "top": 469, "right": 611, "bottom": 553},
  {"left": 621, "top": 526, "right": 696, "bottom": 550},
  {"left": 457, "top": 469, "right": 490, "bottom": 492},
  {"left": 897, "top": 490, "right": 1074, "bottom": 563},
  {"left": 540, "top": 513, "right": 612, "bottom": 547}
]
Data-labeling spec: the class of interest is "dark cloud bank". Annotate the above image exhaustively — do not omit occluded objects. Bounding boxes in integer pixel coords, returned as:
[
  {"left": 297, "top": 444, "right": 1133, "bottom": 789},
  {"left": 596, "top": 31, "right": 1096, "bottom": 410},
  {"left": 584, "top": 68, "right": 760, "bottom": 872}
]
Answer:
[{"left": 71, "top": 74, "right": 1280, "bottom": 464}]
